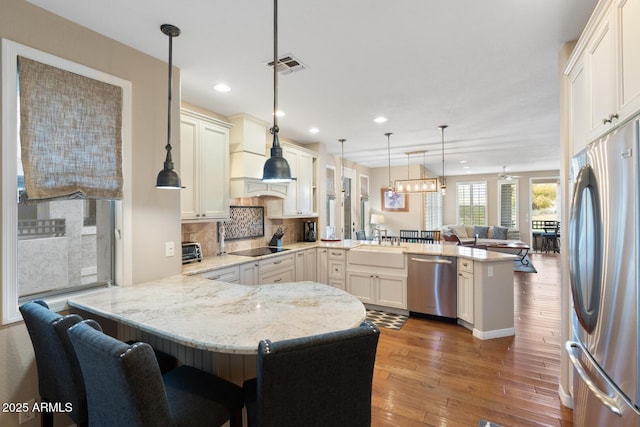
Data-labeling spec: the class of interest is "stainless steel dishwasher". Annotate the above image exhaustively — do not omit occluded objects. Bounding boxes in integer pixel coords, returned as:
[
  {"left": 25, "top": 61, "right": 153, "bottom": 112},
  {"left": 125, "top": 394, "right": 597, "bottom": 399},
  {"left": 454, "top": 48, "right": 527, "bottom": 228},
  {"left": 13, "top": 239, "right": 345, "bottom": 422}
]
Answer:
[{"left": 408, "top": 255, "right": 457, "bottom": 319}]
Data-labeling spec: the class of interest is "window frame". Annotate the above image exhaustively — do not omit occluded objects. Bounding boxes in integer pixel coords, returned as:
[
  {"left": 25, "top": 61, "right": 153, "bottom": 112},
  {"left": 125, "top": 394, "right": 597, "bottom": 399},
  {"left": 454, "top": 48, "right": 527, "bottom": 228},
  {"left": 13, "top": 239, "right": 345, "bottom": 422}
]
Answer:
[
  {"left": 456, "top": 181, "right": 488, "bottom": 225},
  {"left": 2, "top": 38, "right": 133, "bottom": 324}
]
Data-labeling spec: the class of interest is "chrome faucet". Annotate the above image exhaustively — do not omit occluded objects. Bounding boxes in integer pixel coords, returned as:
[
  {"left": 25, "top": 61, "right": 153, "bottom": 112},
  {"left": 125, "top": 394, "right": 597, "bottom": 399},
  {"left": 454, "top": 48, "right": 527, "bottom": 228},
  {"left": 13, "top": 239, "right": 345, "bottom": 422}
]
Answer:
[{"left": 392, "top": 236, "right": 401, "bottom": 246}]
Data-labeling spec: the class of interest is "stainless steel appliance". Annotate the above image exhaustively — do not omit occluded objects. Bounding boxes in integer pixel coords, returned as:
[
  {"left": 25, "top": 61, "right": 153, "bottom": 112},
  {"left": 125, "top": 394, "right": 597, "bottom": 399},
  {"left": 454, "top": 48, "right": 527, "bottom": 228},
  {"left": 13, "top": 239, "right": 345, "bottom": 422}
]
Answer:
[
  {"left": 182, "top": 242, "right": 202, "bottom": 264},
  {"left": 567, "top": 118, "right": 640, "bottom": 426},
  {"left": 407, "top": 255, "right": 457, "bottom": 318}
]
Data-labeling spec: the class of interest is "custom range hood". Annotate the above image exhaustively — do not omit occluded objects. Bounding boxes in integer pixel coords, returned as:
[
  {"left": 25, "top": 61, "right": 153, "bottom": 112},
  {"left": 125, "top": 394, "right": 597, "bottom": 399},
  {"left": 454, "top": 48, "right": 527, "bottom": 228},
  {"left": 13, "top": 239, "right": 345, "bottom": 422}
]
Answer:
[{"left": 229, "top": 114, "right": 289, "bottom": 198}]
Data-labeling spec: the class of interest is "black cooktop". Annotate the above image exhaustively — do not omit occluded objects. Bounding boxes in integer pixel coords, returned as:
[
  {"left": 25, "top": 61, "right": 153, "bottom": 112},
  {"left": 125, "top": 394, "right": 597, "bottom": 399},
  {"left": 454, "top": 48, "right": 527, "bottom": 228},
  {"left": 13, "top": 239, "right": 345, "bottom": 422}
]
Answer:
[{"left": 229, "top": 247, "right": 290, "bottom": 257}]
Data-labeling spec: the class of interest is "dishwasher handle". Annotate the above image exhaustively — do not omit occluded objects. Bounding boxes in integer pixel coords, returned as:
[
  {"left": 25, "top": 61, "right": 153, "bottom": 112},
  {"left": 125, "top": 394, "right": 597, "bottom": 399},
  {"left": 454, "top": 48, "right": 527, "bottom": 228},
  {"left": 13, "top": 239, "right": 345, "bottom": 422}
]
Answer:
[{"left": 410, "top": 258, "right": 452, "bottom": 265}]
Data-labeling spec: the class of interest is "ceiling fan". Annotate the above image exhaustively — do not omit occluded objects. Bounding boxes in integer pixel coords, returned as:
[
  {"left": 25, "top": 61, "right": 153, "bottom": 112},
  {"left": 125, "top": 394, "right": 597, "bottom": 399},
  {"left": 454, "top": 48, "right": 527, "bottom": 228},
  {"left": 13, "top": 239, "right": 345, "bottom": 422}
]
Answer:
[{"left": 498, "top": 166, "right": 521, "bottom": 180}]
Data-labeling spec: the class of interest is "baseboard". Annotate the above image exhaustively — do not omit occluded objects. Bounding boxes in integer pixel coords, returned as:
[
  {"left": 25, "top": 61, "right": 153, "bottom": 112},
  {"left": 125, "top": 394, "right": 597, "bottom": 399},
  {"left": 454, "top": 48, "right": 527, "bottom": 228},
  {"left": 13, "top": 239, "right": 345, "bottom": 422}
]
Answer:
[
  {"left": 558, "top": 384, "right": 573, "bottom": 409},
  {"left": 472, "top": 327, "right": 515, "bottom": 340}
]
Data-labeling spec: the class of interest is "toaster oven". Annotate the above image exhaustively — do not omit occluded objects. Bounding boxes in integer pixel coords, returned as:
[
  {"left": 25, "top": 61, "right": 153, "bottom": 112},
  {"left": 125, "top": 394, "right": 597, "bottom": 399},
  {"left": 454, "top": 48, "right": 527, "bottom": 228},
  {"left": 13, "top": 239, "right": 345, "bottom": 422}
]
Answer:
[{"left": 182, "top": 242, "right": 202, "bottom": 264}]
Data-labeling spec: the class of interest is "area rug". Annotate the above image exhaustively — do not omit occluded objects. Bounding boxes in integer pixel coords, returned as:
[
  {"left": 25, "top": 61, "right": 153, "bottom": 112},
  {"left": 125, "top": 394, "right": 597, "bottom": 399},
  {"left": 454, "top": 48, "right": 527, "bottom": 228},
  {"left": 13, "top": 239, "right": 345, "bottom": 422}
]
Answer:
[
  {"left": 514, "top": 255, "right": 537, "bottom": 273},
  {"left": 366, "top": 309, "right": 408, "bottom": 330},
  {"left": 479, "top": 420, "right": 503, "bottom": 427}
]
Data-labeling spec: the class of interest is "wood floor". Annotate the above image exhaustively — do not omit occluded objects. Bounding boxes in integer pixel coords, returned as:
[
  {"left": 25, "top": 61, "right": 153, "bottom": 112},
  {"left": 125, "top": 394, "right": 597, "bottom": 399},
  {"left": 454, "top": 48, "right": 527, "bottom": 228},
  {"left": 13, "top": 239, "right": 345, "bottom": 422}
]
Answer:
[{"left": 371, "top": 253, "right": 572, "bottom": 427}]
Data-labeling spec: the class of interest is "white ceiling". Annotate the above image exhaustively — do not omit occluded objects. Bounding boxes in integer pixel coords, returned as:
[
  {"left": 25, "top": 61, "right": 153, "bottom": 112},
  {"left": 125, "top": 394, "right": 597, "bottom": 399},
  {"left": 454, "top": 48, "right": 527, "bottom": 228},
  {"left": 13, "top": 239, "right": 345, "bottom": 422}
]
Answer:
[{"left": 27, "top": 0, "right": 597, "bottom": 176}]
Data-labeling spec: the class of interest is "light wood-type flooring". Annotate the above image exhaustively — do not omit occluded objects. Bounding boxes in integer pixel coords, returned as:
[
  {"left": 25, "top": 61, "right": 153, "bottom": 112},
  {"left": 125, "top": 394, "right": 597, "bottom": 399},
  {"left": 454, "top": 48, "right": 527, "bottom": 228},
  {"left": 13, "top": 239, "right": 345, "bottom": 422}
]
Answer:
[{"left": 371, "top": 253, "right": 572, "bottom": 426}]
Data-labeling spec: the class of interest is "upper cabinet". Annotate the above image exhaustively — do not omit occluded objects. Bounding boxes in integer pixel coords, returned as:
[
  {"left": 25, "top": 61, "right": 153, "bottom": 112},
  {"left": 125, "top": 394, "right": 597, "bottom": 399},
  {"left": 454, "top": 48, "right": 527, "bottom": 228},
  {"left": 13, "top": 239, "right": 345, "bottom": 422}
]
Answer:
[
  {"left": 180, "top": 109, "right": 231, "bottom": 221},
  {"left": 267, "top": 142, "right": 318, "bottom": 218},
  {"left": 566, "top": 0, "right": 640, "bottom": 151}
]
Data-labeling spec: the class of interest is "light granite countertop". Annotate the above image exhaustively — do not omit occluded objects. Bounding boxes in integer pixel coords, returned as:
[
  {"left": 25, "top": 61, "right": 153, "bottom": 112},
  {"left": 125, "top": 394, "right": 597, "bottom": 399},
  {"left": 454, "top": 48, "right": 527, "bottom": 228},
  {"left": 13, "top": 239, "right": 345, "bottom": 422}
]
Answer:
[
  {"left": 183, "top": 240, "right": 516, "bottom": 276},
  {"left": 67, "top": 275, "right": 366, "bottom": 355}
]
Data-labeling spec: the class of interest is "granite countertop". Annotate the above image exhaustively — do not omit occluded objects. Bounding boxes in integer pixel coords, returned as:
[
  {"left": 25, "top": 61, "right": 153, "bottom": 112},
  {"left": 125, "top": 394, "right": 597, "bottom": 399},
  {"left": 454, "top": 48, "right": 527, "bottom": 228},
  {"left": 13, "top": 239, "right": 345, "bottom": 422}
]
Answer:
[
  {"left": 67, "top": 275, "right": 366, "bottom": 355},
  {"left": 183, "top": 240, "right": 515, "bottom": 276}
]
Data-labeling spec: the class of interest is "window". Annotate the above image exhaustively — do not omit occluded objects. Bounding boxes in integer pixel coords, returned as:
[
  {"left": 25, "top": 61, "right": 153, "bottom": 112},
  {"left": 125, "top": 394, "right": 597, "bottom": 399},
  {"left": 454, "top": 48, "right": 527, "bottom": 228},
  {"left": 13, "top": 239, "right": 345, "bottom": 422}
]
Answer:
[
  {"left": 456, "top": 181, "right": 487, "bottom": 225},
  {"left": 359, "top": 174, "right": 370, "bottom": 236},
  {"left": 325, "top": 166, "right": 337, "bottom": 238},
  {"left": 424, "top": 191, "right": 442, "bottom": 230},
  {"left": 498, "top": 180, "right": 518, "bottom": 229},
  {"left": 2, "top": 39, "right": 132, "bottom": 324}
]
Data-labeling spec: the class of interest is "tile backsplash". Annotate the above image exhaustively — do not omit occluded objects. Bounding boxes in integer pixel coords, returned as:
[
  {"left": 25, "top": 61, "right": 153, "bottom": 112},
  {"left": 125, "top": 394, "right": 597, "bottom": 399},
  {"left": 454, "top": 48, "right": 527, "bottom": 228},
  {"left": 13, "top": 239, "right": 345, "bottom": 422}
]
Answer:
[{"left": 181, "top": 197, "right": 313, "bottom": 257}]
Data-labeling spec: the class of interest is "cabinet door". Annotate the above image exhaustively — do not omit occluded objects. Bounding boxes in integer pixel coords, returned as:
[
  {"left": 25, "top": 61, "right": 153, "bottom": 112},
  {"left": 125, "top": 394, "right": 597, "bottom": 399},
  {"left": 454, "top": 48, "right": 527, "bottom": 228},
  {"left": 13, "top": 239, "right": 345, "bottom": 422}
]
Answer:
[
  {"left": 618, "top": 0, "right": 640, "bottom": 118},
  {"left": 180, "top": 116, "right": 199, "bottom": 220},
  {"left": 259, "top": 269, "right": 294, "bottom": 285},
  {"left": 282, "top": 148, "right": 299, "bottom": 216},
  {"left": 588, "top": 13, "right": 617, "bottom": 138},
  {"left": 295, "top": 250, "right": 305, "bottom": 281},
  {"left": 347, "top": 272, "right": 375, "bottom": 304},
  {"left": 569, "top": 59, "right": 590, "bottom": 155},
  {"left": 200, "top": 122, "right": 229, "bottom": 219},
  {"left": 316, "top": 248, "right": 328, "bottom": 284},
  {"left": 457, "top": 270, "right": 474, "bottom": 323},
  {"left": 304, "top": 249, "right": 316, "bottom": 282},
  {"left": 296, "top": 152, "right": 314, "bottom": 214},
  {"left": 240, "top": 262, "right": 259, "bottom": 285},
  {"left": 377, "top": 275, "right": 407, "bottom": 309}
]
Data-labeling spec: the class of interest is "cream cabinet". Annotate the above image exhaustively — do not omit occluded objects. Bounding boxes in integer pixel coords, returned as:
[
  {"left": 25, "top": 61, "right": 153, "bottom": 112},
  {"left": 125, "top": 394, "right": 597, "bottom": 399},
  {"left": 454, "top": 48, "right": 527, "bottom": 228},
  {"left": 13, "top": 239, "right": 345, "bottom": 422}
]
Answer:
[
  {"left": 457, "top": 259, "right": 474, "bottom": 324},
  {"left": 266, "top": 143, "right": 317, "bottom": 218},
  {"left": 198, "top": 265, "right": 240, "bottom": 284},
  {"left": 294, "top": 248, "right": 317, "bottom": 281},
  {"left": 328, "top": 249, "right": 346, "bottom": 290},
  {"left": 180, "top": 110, "right": 231, "bottom": 221},
  {"left": 259, "top": 254, "right": 294, "bottom": 284},
  {"left": 347, "top": 271, "right": 406, "bottom": 309},
  {"left": 240, "top": 261, "right": 259, "bottom": 285},
  {"left": 566, "top": 0, "right": 640, "bottom": 147},
  {"left": 316, "top": 248, "right": 328, "bottom": 284}
]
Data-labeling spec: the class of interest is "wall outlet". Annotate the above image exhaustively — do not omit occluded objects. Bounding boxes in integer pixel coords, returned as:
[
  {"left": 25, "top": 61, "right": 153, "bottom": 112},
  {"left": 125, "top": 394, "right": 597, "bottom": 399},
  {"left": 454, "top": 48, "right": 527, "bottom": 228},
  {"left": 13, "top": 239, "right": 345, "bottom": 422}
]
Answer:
[
  {"left": 165, "top": 241, "right": 175, "bottom": 257},
  {"left": 19, "top": 399, "right": 35, "bottom": 424},
  {"left": 189, "top": 233, "right": 197, "bottom": 242}
]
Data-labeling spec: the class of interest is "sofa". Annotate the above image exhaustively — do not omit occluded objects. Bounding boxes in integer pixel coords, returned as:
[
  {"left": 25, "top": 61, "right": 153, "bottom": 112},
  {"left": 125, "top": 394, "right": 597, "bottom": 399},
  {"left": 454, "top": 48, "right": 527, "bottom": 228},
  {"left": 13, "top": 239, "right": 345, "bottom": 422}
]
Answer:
[{"left": 441, "top": 224, "right": 521, "bottom": 246}]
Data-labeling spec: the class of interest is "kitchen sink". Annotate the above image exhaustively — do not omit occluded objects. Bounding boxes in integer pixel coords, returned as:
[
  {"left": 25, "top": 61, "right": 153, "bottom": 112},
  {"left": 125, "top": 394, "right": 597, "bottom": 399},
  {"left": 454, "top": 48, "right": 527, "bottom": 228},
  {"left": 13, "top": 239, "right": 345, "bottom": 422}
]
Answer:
[{"left": 349, "top": 245, "right": 406, "bottom": 268}]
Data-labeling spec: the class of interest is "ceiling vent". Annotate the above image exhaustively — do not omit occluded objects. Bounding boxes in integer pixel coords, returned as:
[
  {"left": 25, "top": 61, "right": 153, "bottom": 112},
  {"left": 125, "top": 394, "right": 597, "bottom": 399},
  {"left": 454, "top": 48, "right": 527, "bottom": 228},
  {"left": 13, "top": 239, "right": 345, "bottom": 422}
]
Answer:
[{"left": 266, "top": 54, "right": 308, "bottom": 75}]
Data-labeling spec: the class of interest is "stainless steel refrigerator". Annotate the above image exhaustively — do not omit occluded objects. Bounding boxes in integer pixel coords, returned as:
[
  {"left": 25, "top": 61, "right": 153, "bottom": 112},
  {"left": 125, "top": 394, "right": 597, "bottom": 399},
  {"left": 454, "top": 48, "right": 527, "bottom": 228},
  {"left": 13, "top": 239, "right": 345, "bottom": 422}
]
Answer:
[{"left": 567, "top": 117, "right": 640, "bottom": 426}]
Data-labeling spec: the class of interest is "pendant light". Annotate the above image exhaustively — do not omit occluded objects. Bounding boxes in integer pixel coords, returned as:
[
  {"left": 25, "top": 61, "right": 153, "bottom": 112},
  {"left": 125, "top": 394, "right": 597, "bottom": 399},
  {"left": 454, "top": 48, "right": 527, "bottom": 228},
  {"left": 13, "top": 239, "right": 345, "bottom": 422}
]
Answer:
[
  {"left": 439, "top": 124, "right": 448, "bottom": 195},
  {"left": 339, "top": 138, "right": 346, "bottom": 193},
  {"left": 262, "top": 0, "right": 293, "bottom": 182},
  {"left": 385, "top": 133, "right": 394, "bottom": 197},
  {"left": 393, "top": 150, "right": 437, "bottom": 193},
  {"left": 156, "top": 24, "right": 183, "bottom": 189}
]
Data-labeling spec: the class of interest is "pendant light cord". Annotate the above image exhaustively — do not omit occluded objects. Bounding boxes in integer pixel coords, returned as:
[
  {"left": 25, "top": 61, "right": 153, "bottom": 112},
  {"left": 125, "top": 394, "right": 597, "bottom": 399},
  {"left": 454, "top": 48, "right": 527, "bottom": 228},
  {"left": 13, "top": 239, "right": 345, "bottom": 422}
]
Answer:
[
  {"left": 272, "top": 0, "right": 279, "bottom": 138},
  {"left": 385, "top": 132, "right": 392, "bottom": 190}
]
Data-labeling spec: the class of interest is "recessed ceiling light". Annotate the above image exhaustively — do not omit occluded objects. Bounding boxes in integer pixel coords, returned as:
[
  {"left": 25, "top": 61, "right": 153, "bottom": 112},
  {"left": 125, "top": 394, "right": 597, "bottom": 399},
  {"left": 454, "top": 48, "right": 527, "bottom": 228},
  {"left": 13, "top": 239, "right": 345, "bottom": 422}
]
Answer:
[
  {"left": 460, "top": 160, "right": 468, "bottom": 164},
  {"left": 463, "top": 166, "right": 470, "bottom": 169},
  {"left": 309, "top": 127, "right": 319, "bottom": 134},
  {"left": 374, "top": 116, "right": 388, "bottom": 124},
  {"left": 213, "top": 83, "right": 231, "bottom": 92}
]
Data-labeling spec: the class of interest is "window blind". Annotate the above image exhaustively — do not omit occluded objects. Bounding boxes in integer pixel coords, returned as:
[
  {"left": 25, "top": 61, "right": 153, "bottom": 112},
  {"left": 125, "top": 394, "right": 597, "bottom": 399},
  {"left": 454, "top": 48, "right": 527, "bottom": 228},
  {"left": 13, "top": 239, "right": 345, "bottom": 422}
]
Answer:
[
  {"left": 456, "top": 181, "right": 487, "bottom": 225},
  {"left": 326, "top": 167, "right": 336, "bottom": 200},
  {"left": 18, "top": 56, "right": 123, "bottom": 201},
  {"left": 500, "top": 182, "right": 517, "bottom": 228},
  {"left": 424, "top": 191, "right": 442, "bottom": 230}
]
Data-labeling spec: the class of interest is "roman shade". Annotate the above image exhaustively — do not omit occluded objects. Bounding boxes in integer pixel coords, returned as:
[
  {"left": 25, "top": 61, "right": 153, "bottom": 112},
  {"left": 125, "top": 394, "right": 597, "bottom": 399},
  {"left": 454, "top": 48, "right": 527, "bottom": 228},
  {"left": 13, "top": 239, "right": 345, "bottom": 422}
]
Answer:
[{"left": 18, "top": 56, "right": 123, "bottom": 201}]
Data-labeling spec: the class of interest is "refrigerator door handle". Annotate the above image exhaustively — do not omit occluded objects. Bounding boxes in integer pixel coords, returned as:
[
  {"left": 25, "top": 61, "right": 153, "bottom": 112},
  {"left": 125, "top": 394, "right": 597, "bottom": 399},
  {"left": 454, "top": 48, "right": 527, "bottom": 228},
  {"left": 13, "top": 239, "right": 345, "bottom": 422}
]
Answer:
[{"left": 566, "top": 341, "right": 639, "bottom": 417}]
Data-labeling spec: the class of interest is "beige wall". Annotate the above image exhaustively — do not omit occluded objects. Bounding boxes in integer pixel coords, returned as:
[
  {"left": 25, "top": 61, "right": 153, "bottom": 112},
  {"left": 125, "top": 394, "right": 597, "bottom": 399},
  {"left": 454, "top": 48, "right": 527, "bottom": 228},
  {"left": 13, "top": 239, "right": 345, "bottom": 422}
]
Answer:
[{"left": 1, "top": 1, "right": 183, "bottom": 425}]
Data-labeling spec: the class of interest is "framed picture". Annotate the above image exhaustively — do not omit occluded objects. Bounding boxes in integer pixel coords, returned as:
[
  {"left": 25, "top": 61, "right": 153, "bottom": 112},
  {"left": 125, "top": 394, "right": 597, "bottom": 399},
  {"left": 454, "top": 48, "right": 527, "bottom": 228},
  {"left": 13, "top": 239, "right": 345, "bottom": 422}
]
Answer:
[{"left": 381, "top": 189, "right": 409, "bottom": 212}]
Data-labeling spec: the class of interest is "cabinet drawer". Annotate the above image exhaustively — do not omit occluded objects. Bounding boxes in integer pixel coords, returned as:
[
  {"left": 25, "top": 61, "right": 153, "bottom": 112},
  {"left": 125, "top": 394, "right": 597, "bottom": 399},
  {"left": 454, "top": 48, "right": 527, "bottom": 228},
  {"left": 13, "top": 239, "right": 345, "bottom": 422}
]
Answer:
[
  {"left": 199, "top": 265, "right": 240, "bottom": 283},
  {"left": 328, "top": 249, "right": 346, "bottom": 260},
  {"left": 260, "top": 269, "right": 294, "bottom": 285},
  {"left": 259, "top": 254, "right": 294, "bottom": 275},
  {"left": 329, "top": 260, "right": 345, "bottom": 278},
  {"left": 458, "top": 259, "right": 474, "bottom": 274}
]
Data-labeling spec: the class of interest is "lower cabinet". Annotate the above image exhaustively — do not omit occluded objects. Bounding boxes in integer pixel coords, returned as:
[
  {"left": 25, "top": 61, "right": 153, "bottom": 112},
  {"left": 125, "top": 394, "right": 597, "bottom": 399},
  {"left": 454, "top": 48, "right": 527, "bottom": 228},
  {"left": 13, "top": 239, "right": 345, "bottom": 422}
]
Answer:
[
  {"left": 240, "top": 262, "right": 259, "bottom": 286},
  {"left": 316, "top": 248, "right": 328, "bottom": 284},
  {"left": 259, "top": 254, "right": 294, "bottom": 285},
  {"left": 328, "top": 249, "right": 347, "bottom": 290},
  {"left": 294, "top": 249, "right": 317, "bottom": 282},
  {"left": 457, "top": 259, "right": 474, "bottom": 324},
  {"left": 346, "top": 271, "right": 406, "bottom": 309}
]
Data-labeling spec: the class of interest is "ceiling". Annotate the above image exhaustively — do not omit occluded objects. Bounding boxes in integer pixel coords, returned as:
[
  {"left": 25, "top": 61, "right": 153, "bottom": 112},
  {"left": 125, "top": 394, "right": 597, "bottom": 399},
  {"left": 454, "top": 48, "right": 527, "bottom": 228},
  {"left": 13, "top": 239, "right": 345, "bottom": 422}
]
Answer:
[{"left": 28, "top": 0, "right": 597, "bottom": 176}]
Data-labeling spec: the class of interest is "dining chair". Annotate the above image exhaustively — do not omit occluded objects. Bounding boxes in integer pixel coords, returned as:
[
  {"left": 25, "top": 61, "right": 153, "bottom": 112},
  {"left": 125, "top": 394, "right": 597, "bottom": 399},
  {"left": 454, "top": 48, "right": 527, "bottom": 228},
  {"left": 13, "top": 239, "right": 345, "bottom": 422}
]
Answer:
[
  {"left": 67, "top": 320, "right": 244, "bottom": 427},
  {"left": 20, "top": 300, "right": 89, "bottom": 427},
  {"left": 420, "top": 230, "right": 441, "bottom": 243},
  {"left": 355, "top": 230, "right": 367, "bottom": 240},
  {"left": 399, "top": 230, "right": 419, "bottom": 242},
  {"left": 243, "top": 320, "right": 380, "bottom": 427}
]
